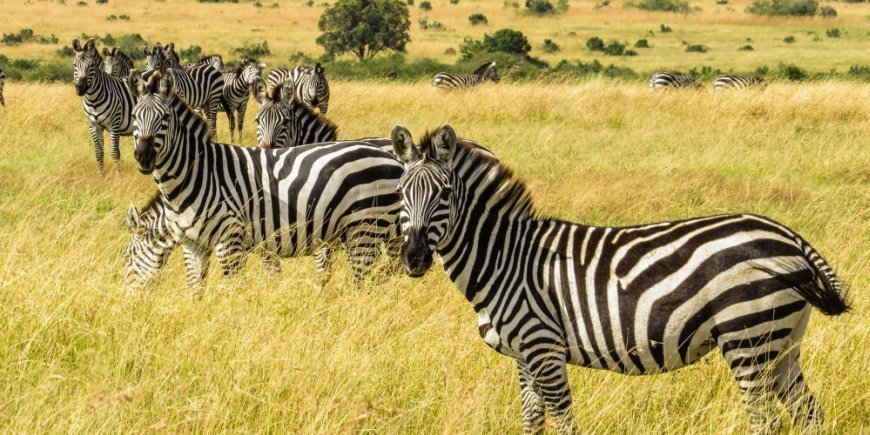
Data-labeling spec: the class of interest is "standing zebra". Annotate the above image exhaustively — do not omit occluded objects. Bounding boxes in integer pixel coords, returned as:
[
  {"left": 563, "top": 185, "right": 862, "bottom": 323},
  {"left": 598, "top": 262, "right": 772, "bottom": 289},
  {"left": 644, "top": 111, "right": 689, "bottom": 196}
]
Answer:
[
  {"left": 267, "top": 63, "right": 330, "bottom": 114},
  {"left": 72, "top": 39, "right": 136, "bottom": 174},
  {"left": 252, "top": 77, "right": 338, "bottom": 148},
  {"left": 127, "top": 71, "right": 403, "bottom": 288},
  {"left": 0, "top": 68, "right": 5, "bottom": 107},
  {"left": 185, "top": 54, "right": 225, "bottom": 72},
  {"left": 432, "top": 61, "right": 500, "bottom": 89},
  {"left": 103, "top": 47, "right": 134, "bottom": 80},
  {"left": 649, "top": 71, "right": 700, "bottom": 91},
  {"left": 220, "top": 59, "right": 262, "bottom": 141},
  {"left": 143, "top": 44, "right": 224, "bottom": 139},
  {"left": 715, "top": 75, "right": 765, "bottom": 91},
  {"left": 162, "top": 42, "right": 182, "bottom": 69},
  {"left": 392, "top": 124, "right": 848, "bottom": 434}
]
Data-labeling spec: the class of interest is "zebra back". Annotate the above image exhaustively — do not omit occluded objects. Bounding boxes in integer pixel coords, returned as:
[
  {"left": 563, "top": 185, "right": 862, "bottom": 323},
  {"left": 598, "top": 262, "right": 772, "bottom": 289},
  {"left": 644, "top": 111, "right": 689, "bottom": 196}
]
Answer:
[
  {"left": 714, "top": 75, "right": 765, "bottom": 91},
  {"left": 433, "top": 61, "right": 499, "bottom": 89},
  {"left": 186, "top": 54, "right": 224, "bottom": 73},
  {"left": 649, "top": 72, "right": 699, "bottom": 91}
]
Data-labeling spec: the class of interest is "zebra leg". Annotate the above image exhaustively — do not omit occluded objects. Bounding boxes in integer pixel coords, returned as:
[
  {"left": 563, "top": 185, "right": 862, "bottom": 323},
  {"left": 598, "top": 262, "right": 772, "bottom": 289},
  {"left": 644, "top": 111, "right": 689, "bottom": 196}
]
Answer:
[
  {"left": 109, "top": 127, "right": 121, "bottom": 175},
  {"left": 522, "top": 352, "right": 576, "bottom": 435},
  {"left": 344, "top": 226, "right": 382, "bottom": 289},
  {"left": 215, "top": 240, "right": 247, "bottom": 277},
  {"left": 89, "top": 123, "right": 105, "bottom": 175},
  {"left": 314, "top": 245, "right": 333, "bottom": 286},
  {"left": 224, "top": 108, "right": 235, "bottom": 142},
  {"left": 260, "top": 252, "right": 281, "bottom": 275},
  {"left": 207, "top": 99, "right": 219, "bottom": 141},
  {"left": 236, "top": 103, "right": 246, "bottom": 142},
  {"left": 773, "top": 310, "right": 823, "bottom": 431},
  {"left": 516, "top": 360, "right": 546, "bottom": 434},
  {"left": 182, "top": 243, "right": 211, "bottom": 287}
]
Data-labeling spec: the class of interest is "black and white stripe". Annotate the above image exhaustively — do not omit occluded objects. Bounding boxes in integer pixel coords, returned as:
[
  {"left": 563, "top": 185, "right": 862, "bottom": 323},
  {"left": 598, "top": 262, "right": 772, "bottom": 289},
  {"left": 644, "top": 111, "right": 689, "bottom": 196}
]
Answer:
[
  {"left": 143, "top": 44, "right": 224, "bottom": 139},
  {"left": 72, "top": 39, "right": 136, "bottom": 174},
  {"left": 649, "top": 72, "right": 700, "bottom": 91},
  {"left": 432, "top": 61, "right": 500, "bottom": 89},
  {"left": 102, "top": 47, "right": 134, "bottom": 80},
  {"left": 127, "top": 72, "right": 403, "bottom": 288},
  {"left": 186, "top": 54, "right": 224, "bottom": 73},
  {"left": 715, "top": 75, "right": 765, "bottom": 91},
  {"left": 252, "top": 78, "right": 338, "bottom": 149},
  {"left": 220, "top": 58, "right": 263, "bottom": 141},
  {"left": 0, "top": 68, "right": 5, "bottom": 107},
  {"left": 267, "top": 63, "right": 330, "bottom": 114},
  {"left": 392, "top": 124, "right": 849, "bottom": 434}
]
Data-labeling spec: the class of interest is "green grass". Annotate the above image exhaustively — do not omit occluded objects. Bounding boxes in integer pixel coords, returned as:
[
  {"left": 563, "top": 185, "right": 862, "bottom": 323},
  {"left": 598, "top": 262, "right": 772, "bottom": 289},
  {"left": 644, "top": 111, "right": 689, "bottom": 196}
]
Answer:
[{"left": 0, "top": 80, "right": 867, "bottom": 432}]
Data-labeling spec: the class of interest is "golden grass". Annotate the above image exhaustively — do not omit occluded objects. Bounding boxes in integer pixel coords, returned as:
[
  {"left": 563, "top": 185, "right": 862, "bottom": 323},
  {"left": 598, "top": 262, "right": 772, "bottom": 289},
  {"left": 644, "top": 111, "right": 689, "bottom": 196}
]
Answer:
[
  {"left": 0, "top": 80, "right": 868, "bottom": 433},
  {"left": 2, "top": 0, "right": 869, "bottom": 74}
]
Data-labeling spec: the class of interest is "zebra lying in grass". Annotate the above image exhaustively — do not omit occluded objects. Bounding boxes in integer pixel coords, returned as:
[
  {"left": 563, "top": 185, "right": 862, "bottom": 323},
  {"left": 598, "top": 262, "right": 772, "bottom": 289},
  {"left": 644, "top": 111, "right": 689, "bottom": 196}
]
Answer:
[
  {"left": 649, "top": 71, "right": 701, "bottom": 91},
  {"left": 267, "top": 64, "right": 330, "bottom": 114},
  {"left": 715, "top": 75, "right": 766, "bottom": 91},
  {"left": 125, "top": 71, "right": 403, "bottom": 289},
  {"left": 392, "top": 124, "right": 848, "bottom": 434},
  {"left": 432, "top": 61, "right": 500, "bottom": 89}
]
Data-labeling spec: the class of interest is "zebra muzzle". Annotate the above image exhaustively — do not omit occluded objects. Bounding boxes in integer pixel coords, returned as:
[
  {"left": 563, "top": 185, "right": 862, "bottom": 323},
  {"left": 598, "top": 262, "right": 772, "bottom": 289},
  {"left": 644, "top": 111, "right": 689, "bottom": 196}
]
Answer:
[
  {"left": 401, "top": 228, "right": 433, "bottom": 277},
  {"left": 75, "top": 79, "right": 88, "bottom": 96},
  {"left": 134, "top": 138, "right": 157, "bottom": 174}
]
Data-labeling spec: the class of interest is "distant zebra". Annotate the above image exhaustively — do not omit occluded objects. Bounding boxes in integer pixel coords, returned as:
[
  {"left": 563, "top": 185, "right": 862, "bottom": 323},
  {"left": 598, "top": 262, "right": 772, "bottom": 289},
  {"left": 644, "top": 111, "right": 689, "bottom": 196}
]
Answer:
[
  {"left": 127, "top": 71, "right": 403, "bottom": 288},
  {"left": 142, "top": 44, "right": 224, "bottom": 139},
  {"left": 220, "top": 58, "right": 262, "bottom": 141},
  {"left": 432, "top": 61, "right": 500, "bottom": 89},
  {"left": 392, "top": 124, "right": 849, "bottom": 434},
  {"left": 185, "top": 54, "right": 224, "bottom": 72},
  {"left": 715, "top": 75, "right": 765, "bottom": 91},
  {"left": 0, "top": 68, "right": 5, "bottom": 107},
  {"left": 649, "top": 72, "right": 700, "bottom": 91},
  {"left": 72, "top": 39, "right": 136, "bottom": 174},
  {"left": 252, "top": 77, "right": 338, "bottom": 148},
  {"left": 103, "top": 47, "right": 134, "bottom": 80},
  {"left": 162, "top": 42, "right": 182, "bottom": 69},
  {"left": 267, "top": 63, "right": 330, "bottom": 114}
]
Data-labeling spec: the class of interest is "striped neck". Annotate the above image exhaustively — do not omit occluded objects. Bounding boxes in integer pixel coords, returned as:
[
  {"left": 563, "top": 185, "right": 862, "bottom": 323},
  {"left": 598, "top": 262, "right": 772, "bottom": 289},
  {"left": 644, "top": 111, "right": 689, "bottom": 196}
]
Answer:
[
  {"left": 288, "top": 99, "right": 337, "bottom": 145},
  {"left": 152, "top": 94, "right": 213, "bottom": 199}
]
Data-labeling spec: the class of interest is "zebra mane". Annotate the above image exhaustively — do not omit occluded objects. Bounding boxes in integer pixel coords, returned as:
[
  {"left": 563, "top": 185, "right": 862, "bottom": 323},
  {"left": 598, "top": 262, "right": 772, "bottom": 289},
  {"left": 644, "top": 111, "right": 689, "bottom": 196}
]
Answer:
[
  {"left": 289, "top": 98, "right": 338, "bottom": 137},
  {"left": 473, "top": 62, "right": 494, "bottom": 75},
  {"left": 418, "top": 132, "right": 537, "bottom": 220},
  {"left": 143, "top": 72, "right": 212, "bottom": 139}
]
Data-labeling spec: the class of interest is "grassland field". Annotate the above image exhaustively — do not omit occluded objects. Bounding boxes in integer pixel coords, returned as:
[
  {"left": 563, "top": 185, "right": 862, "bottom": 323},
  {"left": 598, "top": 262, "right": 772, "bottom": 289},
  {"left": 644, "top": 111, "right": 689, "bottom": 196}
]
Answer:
[{"left": 0, "top": 79, "right": 867, "bottom": 432}]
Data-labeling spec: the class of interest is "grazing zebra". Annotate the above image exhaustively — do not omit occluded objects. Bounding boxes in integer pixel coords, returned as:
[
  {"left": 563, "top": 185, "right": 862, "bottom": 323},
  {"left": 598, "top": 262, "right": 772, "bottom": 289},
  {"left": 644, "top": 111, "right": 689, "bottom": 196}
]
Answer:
[
  {"left": 432, "top": 61, "right": 500, "bottom": 89},
  {"left": 715, "top": 75, "right": 766, "bottom": 91},
  {"left": 185, "top": 54, "right": 224, "bottom": 72},
  {"left": 0, "top": 68, "right": 5, "bottom": 107},
  {"left": 252, "top": 77, "right": 338, "bottom": 148},
  {"left": 72, "top": 39, "right": 136, "bottom": 174},
  {"left": 142, "top": 44, "right": 224, "bottom": 139},
  {"left": 127, "top": 71, "right": 403, "bottom": 288},
  {"left": 649, "top": 71, "right": 700, "bottom": 91},
  {"left": 391, "top": 124, "right": 849, "bottom": 434},
  {"left": 102, "top": 47, "right": 134, "bottom": 80},
  {"left": 267, "top": 63, "right": 330, "bottom": 114},
  {"left": 125, "top": 193, "right": 180, "bottom": 287},
  {"left": 220, "top": 59, "right": 263, "bottom": 141}
]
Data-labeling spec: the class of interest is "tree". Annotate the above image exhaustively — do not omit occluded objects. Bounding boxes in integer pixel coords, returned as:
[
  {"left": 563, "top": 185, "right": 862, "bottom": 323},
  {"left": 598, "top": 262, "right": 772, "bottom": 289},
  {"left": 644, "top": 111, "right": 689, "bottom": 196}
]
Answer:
[{"left": 316, "top": 0, "right": 411, "bottom": 61}]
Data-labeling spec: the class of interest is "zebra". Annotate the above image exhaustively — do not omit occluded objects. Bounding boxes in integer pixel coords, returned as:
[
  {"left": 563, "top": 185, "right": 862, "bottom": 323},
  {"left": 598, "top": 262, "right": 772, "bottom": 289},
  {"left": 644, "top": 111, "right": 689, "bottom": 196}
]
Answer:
[
  {"left": 0, "top": 68, "right": 5, "bottom": 107},
  {"left": 72, "top": 38, "right": 136, "bottom": 174},
  {"left": 142, "top": 44, "right": 224, "bottom": 139},
  {"left": 432, "top": 61, "right": 500, "bottom": 89},
  {"left": 102, "top": 47, "right": 134, "bottom": 80},
  {"left": 252, "top": 77, "right": 338, "bottom": 148},
  {"left": 220, "top": 59, "right": 263, "bottom": 141},
  {"left": 715, "top": 75, "right": 766, "bottom": 91},
  {"left": 125, "top": 193, "right": 180, "bottom": 287},
  {"left": 391, "top": 124, "right": 849, "bottom": 434},
  {"left": 649, "top": 71, "right": 701, "bottom": 91},
  {"left": 267, "top": 63, "right": 330, "bottom": 114},
  {"left": 126, "top": 71, "right": 403, "bottom": 288},
  {"left": 162, "top": 42, "right": 182, "bottom": 69},
  {"left": 185, "top": 54, "right": 225, "bottom": 72}
]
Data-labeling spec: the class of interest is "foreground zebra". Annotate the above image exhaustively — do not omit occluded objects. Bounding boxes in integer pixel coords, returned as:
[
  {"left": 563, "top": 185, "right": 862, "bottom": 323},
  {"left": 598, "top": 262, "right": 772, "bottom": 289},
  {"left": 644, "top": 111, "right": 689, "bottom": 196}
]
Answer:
[
  {"left": 649, "top": 71, "right": 700, "bottom": 91},
  {"left": 253, "top": 78, "right": 338, "bottom": 148},
  {"left": 220, "top": 59, "right": 263, "bottom": 141},
  {"left": 432, "top": 61, "right": 500, "bottom": 89},
  {"left": 143, "top": 44, "right": 224, "bottom": 138},
  {"left": 267, "top": 64, "right": 330, "bottom": 114},
  {"left": 392, "top": 124, "right": 848, "bottom": 434},
  {"left": 127, "top": 71, "right": 402, "bottom": 288},
  {"left": 72, "top": 39, "right": 135, "bottom": 174},
  {"left": 715, "top": 75, "right": 765, "bottom": 91},
  {"left": 0, "top": 68, "right": 5, "bottom": 106},
  {"left": 103, "top": 47, "right": 134, "bottom": 80}
]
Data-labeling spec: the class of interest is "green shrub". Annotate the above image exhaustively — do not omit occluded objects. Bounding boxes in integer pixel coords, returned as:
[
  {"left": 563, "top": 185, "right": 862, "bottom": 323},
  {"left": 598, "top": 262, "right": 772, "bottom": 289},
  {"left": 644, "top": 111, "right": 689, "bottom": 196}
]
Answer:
[
  {"left": 419, "top": 18, "right": 448, "bottom": 30},
  {"left": 627, "top": 0, "right": 692, "bottom": 13},
  {"left": 450, "top": 0, "right": 459, "bottom": 3},
  {"left": 716, "top": 0, "right": 728, "bottom": 4},
  {"left": 746, "top": 0, "right": 818, "bottom": 16},
  {"left": 233, "top": 41, "right": 270, "bottom": 57},
  {"left": 685, "top": 44, "right": 707, "bottom": 52},
  {"left": 826, "top": 28, "right": 840, "bottom": 37},
  {"left": 819, "top": 5, "right": 837, "bottom": 16},
  {"left": 548, "top": 59, "right": 638, "bottom": 80},
  {"left": 541, "top": 39, "right": 560, "bottom": 53},
  {"left": 603, "top": 40, "right": 626, "bottom": 56},
  {"left": 586, "top": 36, "right": 605, "bottom": 51},
  {"left": 739, "top": 44, "right": 754, "bottom": 51},
  {"left": 783, "top": 35, "right": 796, "bottom": 43},
  {"left": 407, "top": 0, "right": 413, "bottom": 4},
  {"left": 444, "top": 47, "right": 456, "bottom": 55},
  {"left": 469, "top": 13, "right": 488, "bottom": 25},
  {"left": 660, "top": 24, "right": 672, "bottom": 32},
  {"left": 470, "top": 28, "right": 532, "bottom": 57},
  {"left": 316, "top": 0, "right": 411, "bottom": 61},
  {"left": 777, "top": 63, "right": 807, "bottom": 80},
  {"left": 96, "top": 0, "right": 108, "bottom": 3},
  {"left": 624, "top": 49, "right": 638, "bottom": 56},
  {"left": 2, "top": 29, "right": 59, "bottom": 45},
  {"left": 420, "top": 1, "right": 431, "bottom": 10},
  {"left": 179, "top": 45, "right": 203, "bottom": 63},
  {"left": 634, "top": 39, "right": 650, "bottom": 48},
  {"left": 526, "top": 0, "right": 554, "bottom": 13},
  {"left": 846, "top": 65, "right": 870, "bottom": 81}
]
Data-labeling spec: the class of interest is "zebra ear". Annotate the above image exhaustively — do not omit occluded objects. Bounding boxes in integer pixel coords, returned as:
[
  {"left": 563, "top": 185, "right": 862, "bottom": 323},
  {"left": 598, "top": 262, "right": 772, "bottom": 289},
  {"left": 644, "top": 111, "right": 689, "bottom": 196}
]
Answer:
[
  {"left": 73, "top": 39, "right": 82, "bottom": 52},
  {"left": 431, "top": 124, "right": 458, "bottom": 162},
  {"left": 85, "top": 39, "right": 96, "bottom": 52},
  {"left": 103, "top": 47, "right": 110, "bottom": 56},
  {"left": 315, "top": 63, "right": 324, "bottom": 74},
  {"left": 126, "top": 204, "right": 142, "bottom": 231},
  {"left": 159, "top": 71, "right": 175, "bottom": 97},
  {"left": 252, "top": 77, "right": 267, "bottom": 103},
  {"left": 391, "top": 125, "right": 421, "bottom": 164},
  {"left": 128, "top": 69, "right": 144, "bottom": 98},
  {"left": 278, "top": 81, "right": 292, "bottom": 102}
]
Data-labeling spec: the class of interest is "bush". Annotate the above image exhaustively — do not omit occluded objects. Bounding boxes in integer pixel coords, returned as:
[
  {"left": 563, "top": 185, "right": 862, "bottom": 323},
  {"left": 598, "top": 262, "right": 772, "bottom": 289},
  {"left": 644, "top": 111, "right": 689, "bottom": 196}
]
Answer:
[
  {"left": 634, "top": 39, "right": 649, "bottom": 48},
  {"left": 444, "top": 47, "right": 456, "bottom": 55},
  {"left": 826, "top": 28, "right": 841, "bottom": 37},
  {"left": 846, "top": 65, "right": 870, "bottom": 81},
  {"left": 476, "top": 28, "right": 531, "bottom": 56},
  {"left": 525, "top": 0, "right": 568, "bottom": 14},
  {"left": 420, "top": 1, "right": 431, "bottom": 9},
  {"left": 777, "top": 63, "right": 807, "bottom": 80},
  {"left": 450, "top": 0, "right": 459, "bottom": 3},
  {"left": 317, "top": 0, "right": 411, "bottom": 61},
  {"left": 407, "top": 0, "right": 413, "bottom": 4},
  {"left": 739, "top": 44, "right": 754, "bottom": 51},
  {"left": 541, "top": 39, "right": 560, "bottom": 53},
  {"left": 419, "top": 18, "right": 448, "bottom": 30},
  {"left": 469, "top": 13, "right": 488, "bottom": 25},
  {"left": 819, "top": 5, "right": 837, "bottom": 16},
  {"left": 603, "top": 41, "right": 626, "bottom": 56},
  {"left": 586, "top": 36, "right": 605, "bottom": 51},
  {"left": 179, "top": 45, "right": 203, "bottom": 63},
  {"left": 627, "top": 0, "right": 692, "bottom": 13},
  {"left": 106, "top": 14, "right": 131, "bottom": 21},
  {"left": 783, "top": 35, "right": 796, "bottom": 43},
  {"left": 624, "top": 49, "right": 638, "bottom": 56},
  {"left": 716, "top": 0, "right": 728, "bottom": 3},
  {"left": 686, "top": 44, "right": 707, "bottom": 52},
  {"left": 2, "top": 29, "right": 59, "bottom": 45},
  {"left": 233, "top": 41, "right": 270, "bottom": 57},
  {"left": 96, "top": 0, "right": 108, "bottom": 3},
  {"left": 746, "top": 0, "right": 818, "bottom": 16},
  {"left": 548, "top": 59, "right": 638, "bottom": 80},
  {"left": 660, "top": 24, "right": 672, "bottom": 32}
]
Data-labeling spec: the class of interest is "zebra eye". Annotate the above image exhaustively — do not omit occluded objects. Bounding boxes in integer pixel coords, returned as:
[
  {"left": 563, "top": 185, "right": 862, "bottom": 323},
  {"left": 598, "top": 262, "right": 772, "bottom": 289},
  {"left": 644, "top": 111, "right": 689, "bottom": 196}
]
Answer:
[
  {"left": 397, "top": 190, "right": 404, "bottom": 201},
  {"left": 440, "top": 187, "right": 452, "bottom": 199}
]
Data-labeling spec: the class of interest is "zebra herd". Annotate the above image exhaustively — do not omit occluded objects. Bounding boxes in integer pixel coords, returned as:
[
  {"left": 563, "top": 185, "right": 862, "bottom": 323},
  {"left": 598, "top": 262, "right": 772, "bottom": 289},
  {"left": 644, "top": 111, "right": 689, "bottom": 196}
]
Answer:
[
  {"left": 64, "top": 37, "right": 851, "bottom": 433},
  {"left": 650, "top": 71, "right": 767, "bottom": 91}
]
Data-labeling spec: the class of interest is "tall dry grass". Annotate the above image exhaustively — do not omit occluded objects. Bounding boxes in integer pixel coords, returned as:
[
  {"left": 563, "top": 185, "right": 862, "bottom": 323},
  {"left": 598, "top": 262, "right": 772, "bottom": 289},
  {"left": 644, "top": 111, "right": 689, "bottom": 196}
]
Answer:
[{"left": 0, "top": 80, "right": 867, "bottom": 433}]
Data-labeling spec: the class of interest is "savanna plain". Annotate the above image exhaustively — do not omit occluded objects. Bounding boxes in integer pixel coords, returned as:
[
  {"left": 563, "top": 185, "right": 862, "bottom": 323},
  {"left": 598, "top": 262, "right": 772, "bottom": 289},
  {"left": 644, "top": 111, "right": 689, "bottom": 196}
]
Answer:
[{"left": 1, "top": 0, "right": 869, "bottom": 433}]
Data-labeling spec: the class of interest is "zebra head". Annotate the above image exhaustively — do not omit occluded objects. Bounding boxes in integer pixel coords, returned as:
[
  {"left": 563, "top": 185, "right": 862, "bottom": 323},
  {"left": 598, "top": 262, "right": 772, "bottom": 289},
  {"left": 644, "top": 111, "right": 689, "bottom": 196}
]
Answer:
[
  {"left": 103, "top": 47, "right": 127, "bottom": 77},
  {"left": 254, "top": 79, "right": 293, "bottom": 148},
  {"left": 303, "top": 63, "right": 330, "bottom": 114},
  {"left": 163, "top": 42, "right": 181, "bottom": 69},
  {"left": 392, "top": 124, "right": 460, "bottom": 277},
  {"left": 124, "top": 201, "right": 175, "bottom": 289},
  {"left": 72, "top": 38, "right": 102, "bottom": 96},
  {"left": 481, "top": 61, "right": 500, "bottom": 83},
  {"left": 240, "top": 58, "right": 263, "bottom": 86},
  {"left": 144, "top": 44, "right": 167, "bottom": 73},
  {"left": 129, "top": 70, "right": 175, "bottom": 174}
]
